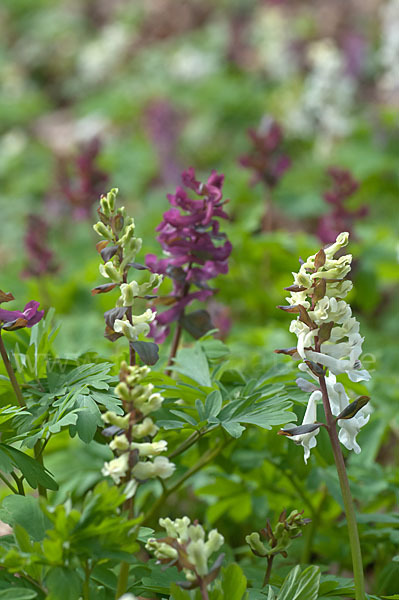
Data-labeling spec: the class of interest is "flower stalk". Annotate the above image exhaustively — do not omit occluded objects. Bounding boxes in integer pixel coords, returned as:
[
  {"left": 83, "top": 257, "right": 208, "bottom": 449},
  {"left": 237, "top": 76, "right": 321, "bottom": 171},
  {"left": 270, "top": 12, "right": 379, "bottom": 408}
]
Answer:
[
  {"left": 318, "top": 374, "right": 365, "bottom": 600},
  {"left": 276, "top": 232, "right": 369, "bottom": 599}
]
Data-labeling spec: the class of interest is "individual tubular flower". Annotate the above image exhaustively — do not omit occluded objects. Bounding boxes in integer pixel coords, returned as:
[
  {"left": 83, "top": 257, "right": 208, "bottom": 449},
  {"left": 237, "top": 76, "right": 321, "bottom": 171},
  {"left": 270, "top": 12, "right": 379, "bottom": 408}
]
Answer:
[
  {"left": 279, "top": 390, "right": 321, "bottom": 463},
  {"left": 146, "top": 517, "right": 224, "bottom": 588},
  {"left": 276, "top": 232, "right": 371, "bottom": 461},
  {"left": 239, "top": 117, "right": 291, "bottom": 189},
  {"left": 21, "top": 214, "right": 58, "bottom": 278},
  {"left": 324, "top": 373, "right": 370, "bottom": 454},
  {"left": 317, "top": 167, "right": 367, "bottom": 244},
  {"left": 101, "top": 362, "right": 175, "bottom": 488},
  {"left": 92, "top": 188, "right": 163, "bottom": 365},
  {"left": 145, "top": 168, "right": 232, "bottom": 343},
  {"left": 0, "top": 295, "right": 44, "bottom": 331}
]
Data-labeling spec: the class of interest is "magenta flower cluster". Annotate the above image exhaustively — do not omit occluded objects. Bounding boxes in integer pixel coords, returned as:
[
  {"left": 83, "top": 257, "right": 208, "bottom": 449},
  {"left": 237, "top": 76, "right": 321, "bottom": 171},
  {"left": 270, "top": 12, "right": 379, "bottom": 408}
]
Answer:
[
  {"left": 317, "top": 167, "right": 368, "bottom": 244},
  {"left": 239, "top": 118, "right": 291, "bottom": 188},
  {"left": 146, "top": 168, "right": 232, "bottom": 343}
]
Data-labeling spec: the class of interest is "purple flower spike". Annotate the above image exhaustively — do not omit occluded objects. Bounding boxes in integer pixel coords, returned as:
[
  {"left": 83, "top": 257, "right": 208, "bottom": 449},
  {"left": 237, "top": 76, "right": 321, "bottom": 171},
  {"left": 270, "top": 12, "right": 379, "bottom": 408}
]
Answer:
[
  {"left": 0, "top": 300, "right": 44, "bottom": 329},
  {"left": 57, "top": 137, "right": 109, "bottom": 220},
  {"left": 146, "top": 168, "right": 232, "bottom": 341},
  {"left": 317, "top": 167, "right": 368, "bottom": 244},
  {"left": 22, "top": 215, "right": 58, "bottom": 278},
  {"left": 239, "top": 117, "right": 291, "bottom": 188}
]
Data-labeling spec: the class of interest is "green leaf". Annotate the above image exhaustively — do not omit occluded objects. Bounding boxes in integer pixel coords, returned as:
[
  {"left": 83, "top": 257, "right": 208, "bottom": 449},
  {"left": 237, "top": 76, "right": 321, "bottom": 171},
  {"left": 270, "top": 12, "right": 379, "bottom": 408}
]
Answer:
[
  {"left": 0, "top": 444, "right": 58, "bottom": 491},
  {"left": 221, "top": 563, "right": 247, "bottom": 600},
  {"left": 205, "top": 390, "right": 223, "bottom": 418},
  {"left": 75, "top": 395, "right": 103, "bottom": 443},
  {"left": 216, "top": 386, "right": 294, "bottom": 438},
  {"left": 170, "top": 583, "right": 191, "bottom": 600},
  {"left": 277, "top": 566, "right": 301, "bottom": 600},
  {"left": 277, "top": 566, "right": 320, "bottom": 600},
  {"left": 171, "top": 344, "right": 212, "bottom": 387},
  {"left": 46, "top": 567, "right": 81, "bottom": 600},
  {"left": 221, "top": 421, "right": 246, "bottom": 438},
  {"left": 0, "top": 589, "right": 37, "bottom": 599},
  {"left": 0, "top": 495, "right": 50, "bottom": 541},
  {"left": 48, "top": 411, "right": 79, "bottom": 434},
  {"left": 291, "top": 566, "right": 320, "bottom": 600}
]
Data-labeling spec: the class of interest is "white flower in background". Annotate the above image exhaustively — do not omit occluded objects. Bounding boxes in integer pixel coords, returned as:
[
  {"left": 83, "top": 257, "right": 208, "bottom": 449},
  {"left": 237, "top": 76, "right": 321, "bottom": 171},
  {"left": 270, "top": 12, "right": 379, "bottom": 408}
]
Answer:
[
  {"left": 146, "top": 518, "right": 224, "bottom": 582},
  {"left": 379, "top": 0, "right": 399, "bottom": 97},
  {"left": 78, "top": 23, "right": 131, "bottom": 84},
  {"left": 250, "top": 6, "right": 298, "bottom": 81},
  {"left": 287, "top": 39, "right": 355, "bottom": 140}
]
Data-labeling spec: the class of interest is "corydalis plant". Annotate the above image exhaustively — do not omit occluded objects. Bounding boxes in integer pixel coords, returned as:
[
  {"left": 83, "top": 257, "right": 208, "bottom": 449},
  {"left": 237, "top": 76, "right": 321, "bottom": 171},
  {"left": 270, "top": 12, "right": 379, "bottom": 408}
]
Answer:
[
  {"left": 276, "top": 231, "right": 370, "bottom": 600},
  {"left": 21, "top": 214, "right": 58, "bottom": 279},
  {"left": 246, "top": 510, "right": 311, "bottom": 587},
  {"left": 146, "top": 168, "right": 232, "bottom": 356},
  {"left": 146, "top": 517, "right": 224, "bottom": 599},
  {"left": 317, "top": 167, "right": 367, "bottom": 244},
  {"left": 58, "top": 137, "right": 109, "bottom": 220},
  {"left": 92, "top": 188, "right": 163, "bottom": 365},
  {"left": 239, "top": 117, "right": 291, "bottom": 190},
  {"left": 239, "top": 117, "right": 291, "bottom": 232},
  {"left": 102, "top": 362, "right": 175, "bottom": 491}
]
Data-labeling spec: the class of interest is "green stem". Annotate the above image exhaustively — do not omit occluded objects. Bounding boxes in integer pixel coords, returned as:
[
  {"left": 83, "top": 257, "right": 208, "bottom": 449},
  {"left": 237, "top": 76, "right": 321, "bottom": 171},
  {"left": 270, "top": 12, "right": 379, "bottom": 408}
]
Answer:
[
  {"left": 115, "top": 561, "right": 130, "bottom": 600},
  {"left": 143, "top": 439, "right": 230, "bottom": 525},
  {"left": 0, "top": 472, "right": 18, "bottom": 494},
  {"left": 34, "top": 442, "right": 47, "bottom": 498},
  {"left": 166, "top": 321, "right": 183, "bottom": 376},
  {"left": 83, "top": 560, "right": 91, "bottom": 600},
  {"left": 10, "top": 472, "right": 25, "bottom": 495},
  {"left": 168, "top": 430, "right": 201, "bottom": 459},
  {"left": 263, "top": 555, "right": 274, "bottom": 587},
  {"left": 0, "top": 332, "right": 26, "bottom": 407},
  {"left": 318, "top": 374, "right": 365, "bottom": 600},
  {"left": 199, "top": 577, "right": 209, "bottom": 600}
]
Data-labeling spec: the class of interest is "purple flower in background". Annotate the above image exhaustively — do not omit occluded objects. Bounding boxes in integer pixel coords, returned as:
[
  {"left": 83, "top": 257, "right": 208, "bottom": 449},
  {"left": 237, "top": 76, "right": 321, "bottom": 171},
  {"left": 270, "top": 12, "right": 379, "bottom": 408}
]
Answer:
[
  {"left": 22, "top": 215, "right": 58, "bottom": 278},
  {"left": 145, "top": 100, "right": 182, "bottom": 186},
  {"left": 0, "top": 301, "right": 44, "bottom": 329},
  {"left": 317, "top": 167, "right": 368, "bottom": 244},
  {"left": 57, "top": 137, "right": 109, "bottom": 220},
  {"left": 146, "top": 168, "right": 232, "bottom": 343},
  {"left": 239, "top": 117, "right": 291, "bottom": 188}
]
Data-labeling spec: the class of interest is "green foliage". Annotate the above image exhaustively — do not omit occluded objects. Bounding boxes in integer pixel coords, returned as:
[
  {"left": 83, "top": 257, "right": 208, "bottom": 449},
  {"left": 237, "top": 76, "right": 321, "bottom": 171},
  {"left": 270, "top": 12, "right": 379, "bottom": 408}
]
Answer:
[{"left": 0, "top": 1, "right": 398, "bottom": 597}]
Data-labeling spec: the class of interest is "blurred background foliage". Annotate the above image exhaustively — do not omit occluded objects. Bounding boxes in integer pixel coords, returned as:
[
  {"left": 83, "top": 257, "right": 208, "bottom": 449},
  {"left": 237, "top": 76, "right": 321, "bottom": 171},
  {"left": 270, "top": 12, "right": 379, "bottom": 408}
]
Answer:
[{"left": 0, "top": 0, "right": 398, "bottom": 595}]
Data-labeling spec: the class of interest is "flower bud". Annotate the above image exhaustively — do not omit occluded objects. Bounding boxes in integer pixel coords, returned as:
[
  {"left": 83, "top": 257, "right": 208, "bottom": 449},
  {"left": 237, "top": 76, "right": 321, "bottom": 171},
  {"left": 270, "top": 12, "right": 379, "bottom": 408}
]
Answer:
[
  {"left": 132, "top": 417, "right": 158, "bottom": 439},
  {"left": 93, "top": 222, "right": 113, "bottom": 240},
  {"left": 130, "top": 440, "right": 167, "bottom": 456},
  {"left": 99, "top": 261, "right": 122, "bottom": 282},
  {"left": 187, "top": 539, "right": 208, "bottom": 575},
  {"left": 115, "top": 382, "right": 131, "bottom": 402},
  {"left": 109, "top": 434, "right": 130, "bottom": 452},
  {"left": 101, "top": 411, "right": 130, "bottom": 429},
  {"left": 246, "top": 532, "right": 268, "bottom": 556}
]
